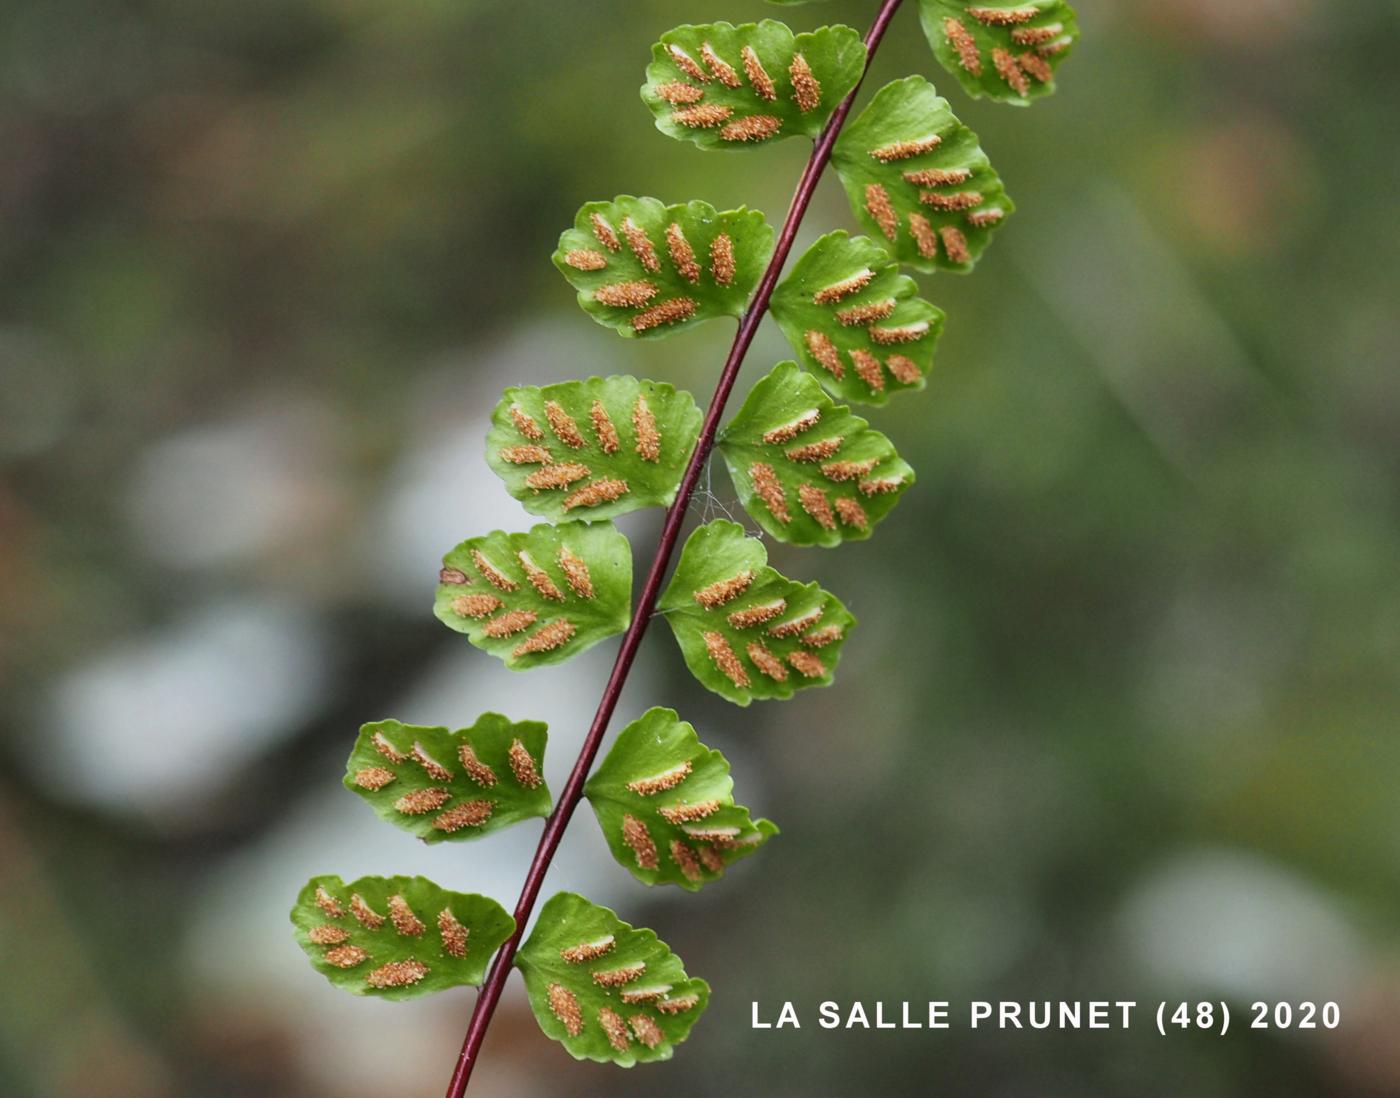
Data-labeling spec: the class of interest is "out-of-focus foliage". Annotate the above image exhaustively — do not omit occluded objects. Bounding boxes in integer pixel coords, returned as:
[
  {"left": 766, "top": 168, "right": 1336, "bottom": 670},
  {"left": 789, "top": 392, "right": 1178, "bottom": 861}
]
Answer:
[{"left": 2, "top": 0, "right": 1398, "bottom": 1096}]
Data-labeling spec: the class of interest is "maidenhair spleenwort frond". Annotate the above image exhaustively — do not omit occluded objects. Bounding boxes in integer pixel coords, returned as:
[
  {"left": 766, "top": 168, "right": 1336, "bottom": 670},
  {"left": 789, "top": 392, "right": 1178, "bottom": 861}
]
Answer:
[
  {"left": 769, "top": 230, "right": 944, "bottom": 402},
  {"left": 585, "top": 707, "right": 778, "bottom": 889},
  {"left": 293, "top": 0, "right": 1081, "bottom": 1089},
  {"left": 515, "top": 892, "right": 711, "bottom": 1065},
  {"left": 643, "top": 22, "right": 867, "bottom": 148},
  {"left": 345, "top": 716, "right": 551, "bottom": 842},
  {"left": 433, "top": 521, "right": 631, "bottom": 669},
  {"left": 832, "top": 76, "right": 1013, "bottom": 273},
  {"left": 291, "top": 876, "right": 514, "bottom": 1000},
  {"left": 719, "top": 361, "right": 915, "bottom": 545},
  {"left": 554, "top": 197, "right": 772, "bottom": 338},
  {"left": 486, "top": 375, "right": 702, "bottom": 521},
  {"left": 658, "top": 520, "right": 856, "bottom": 705}
]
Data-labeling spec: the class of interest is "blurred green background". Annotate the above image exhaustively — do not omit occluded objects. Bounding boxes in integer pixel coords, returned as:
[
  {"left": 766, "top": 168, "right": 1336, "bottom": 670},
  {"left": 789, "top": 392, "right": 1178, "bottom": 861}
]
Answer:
[{"left": 2, "top": 0, "right": 1398, "bottom": 1094}]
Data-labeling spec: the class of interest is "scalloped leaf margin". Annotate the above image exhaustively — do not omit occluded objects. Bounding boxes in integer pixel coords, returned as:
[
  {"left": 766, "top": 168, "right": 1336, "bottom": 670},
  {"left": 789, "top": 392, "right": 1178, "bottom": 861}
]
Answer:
[
  {"left": 832, "top": 76, "right": 1013, "bottom": 273},
  {"left": 769, "top": 230, "right": 944, "bottom": 404},
  {"left": 486, "top": 375, "right": 702, "bottom": 522},
  {"left": 658, "top": 520, "right": 856, "bottom": 705},
  {"left": 344, "top": 716, "right": 551, "bottom": 843},
  {"left": 585, "top": 707, "right": 777, "bottom": 889},
  {"left": 919, "top": 0, "right": 1079, "bottom": 105},
  {"left": 719, "top": 362, "right": 915, "bottom": 546},
  {"left": 434, "top": 521, "right": 631, "bottom": 670},
  {"left": 291, "top": 875, "right": 514, "bottom": 1000},
  {"left": 516, "top": 891, "right": 710, "bottom": 1065},
  {"left": 554, "top": 197, "right": 773, "bottom": 339},
  {"left": 643, "top": 21, "right": 866, "bottom": 150}
]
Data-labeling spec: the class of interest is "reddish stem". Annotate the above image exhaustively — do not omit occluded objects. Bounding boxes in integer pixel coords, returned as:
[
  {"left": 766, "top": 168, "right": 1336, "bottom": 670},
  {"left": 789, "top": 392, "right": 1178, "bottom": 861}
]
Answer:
[{"left": 444, "top": 2, "right": 905, "bottom": 1091}]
